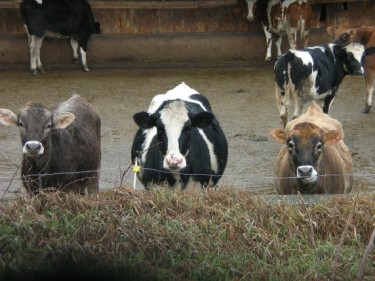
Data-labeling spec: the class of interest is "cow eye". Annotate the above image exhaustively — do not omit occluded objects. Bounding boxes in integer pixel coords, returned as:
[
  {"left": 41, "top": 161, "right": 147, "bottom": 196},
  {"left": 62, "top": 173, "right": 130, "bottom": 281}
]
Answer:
[
  {"left": 18, "top": 121, "right": 24, "bottom": 127},
  {"left": 316, "top": 142, "right": 322, "bottom": 150},
  {"left": 46, "top": 123, "right": 52, "bottom": 129}
]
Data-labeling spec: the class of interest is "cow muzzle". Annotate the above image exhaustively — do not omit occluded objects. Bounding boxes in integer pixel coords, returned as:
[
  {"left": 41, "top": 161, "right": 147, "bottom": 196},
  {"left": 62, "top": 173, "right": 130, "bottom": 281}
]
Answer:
[
  {"left": 23, "top": 141, "right": 44, "bottom": 156},
  {"left": 296, "top": 165, "right": 318, "bottom": 184},
  {"left": 164, "top": 153, "right": 186, "bottom": 171}
]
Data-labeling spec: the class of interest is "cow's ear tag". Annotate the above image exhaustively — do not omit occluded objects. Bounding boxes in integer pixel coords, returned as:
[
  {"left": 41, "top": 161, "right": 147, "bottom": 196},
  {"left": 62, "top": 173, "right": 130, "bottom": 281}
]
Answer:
[
  {"left": 132, "top": 163, "right": 141, "bottom": 173},
  {"left": 132, "top": 158, "right": 140, "bottom": 190}
]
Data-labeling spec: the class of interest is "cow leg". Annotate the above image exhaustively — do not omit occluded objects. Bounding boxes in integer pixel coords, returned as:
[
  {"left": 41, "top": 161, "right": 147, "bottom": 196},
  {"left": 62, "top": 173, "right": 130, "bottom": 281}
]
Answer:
[
  {"left": 363, "top": 73, "right": 375, "bottom": 113},
  {"left": 263, "top": 26, "right": 273, "bottom": 61},
  {"left": 70, "top": 38, "right": 80, "bottom": 64},
  {"left": 323, "top": 91, "right": 336, "bottom": 114},
  {"left": 29, "top": 35, "right": 44, "bottom": 75},
  {"left": 275, "top": 34, "right": 283, "bottom": 59},
  {"left": 286, "top": 29, "right": 297, "bottom": 50},
  {"left": 275, "top": 84, "right": 289, "bottom": 127}
]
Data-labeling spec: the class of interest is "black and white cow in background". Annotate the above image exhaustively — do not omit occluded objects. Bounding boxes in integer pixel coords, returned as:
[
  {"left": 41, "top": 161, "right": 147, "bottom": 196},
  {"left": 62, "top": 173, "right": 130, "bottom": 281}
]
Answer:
[
  {"left": 274, "top": 43, "right": 375, "bottom": 127},
  {"left": 0, "top": 95, "right": 101, "bottom": 195},
  {"left": 131, "top": 82, "right": 228, "bottom": 190},
  {"left": 20, "top": 0, "right": 101, "bottom": 75}
]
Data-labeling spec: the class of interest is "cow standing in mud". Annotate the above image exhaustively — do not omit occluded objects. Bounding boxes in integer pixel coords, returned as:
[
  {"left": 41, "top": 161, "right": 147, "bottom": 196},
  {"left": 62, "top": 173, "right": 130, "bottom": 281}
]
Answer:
[
  {"left": 20, "top": 0, "right": 100, "bottom": 75},
  {"left": 270, "top": 103, "right": 353, "bottom": 194},
  {"left": 0, "top": 95, "right": 101, "bottom": 195},
  {"left": 245, "top": 0, "right": 312, "bottom": 61},
  {"left": 131, "top": 82, "right": 228, "bottom": 190},
  {"left": 274, "top": 42, "right": 370, "bottom": 127},
  {"left": 327, "top": 25, "right": 375, "bottom": 113}
]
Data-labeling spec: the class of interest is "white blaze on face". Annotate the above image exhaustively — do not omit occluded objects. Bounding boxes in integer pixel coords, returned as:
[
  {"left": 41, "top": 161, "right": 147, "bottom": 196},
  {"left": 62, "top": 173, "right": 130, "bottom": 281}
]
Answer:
[
  {"left": 34, "top": 0, "right": 43, "bottom": 4},
  {"left": 345, "top": 43, "right": 365, "bottom": 74},
  {"left": 245, "top": 0, "right": 256, "bottom": 20},
  {"left": 160, "top": 101, "right": 189, "bottom": 170}
]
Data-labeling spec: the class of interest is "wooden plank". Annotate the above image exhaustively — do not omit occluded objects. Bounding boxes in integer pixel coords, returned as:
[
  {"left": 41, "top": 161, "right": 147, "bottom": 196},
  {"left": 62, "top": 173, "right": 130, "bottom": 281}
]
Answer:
[{"left": 0, "top": 0, "right": 239, "bottom": 9}]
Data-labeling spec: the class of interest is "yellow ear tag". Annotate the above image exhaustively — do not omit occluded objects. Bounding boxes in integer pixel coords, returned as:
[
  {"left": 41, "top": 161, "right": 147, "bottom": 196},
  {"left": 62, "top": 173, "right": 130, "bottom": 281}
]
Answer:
[{"left": 132, "top": 163, "right": 141, "bottom": 173}]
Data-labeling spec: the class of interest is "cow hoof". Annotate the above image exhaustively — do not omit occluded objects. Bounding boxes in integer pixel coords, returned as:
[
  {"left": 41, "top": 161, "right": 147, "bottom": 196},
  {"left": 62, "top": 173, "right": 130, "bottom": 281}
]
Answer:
[
  {"left": 362, "top": 105, "right": 371, "bottom": 114},
  {"left": 72, "top": 57, "right": 80, "bottom": 64},
  {"left": 31, "top": 70, "right": 38, "bottom": 76},
  {"left": 83, "top": 67, "right": 90, "bottom": 72},
  {"left": 265, "top": 57, "right": 271, "bottom": 62}
]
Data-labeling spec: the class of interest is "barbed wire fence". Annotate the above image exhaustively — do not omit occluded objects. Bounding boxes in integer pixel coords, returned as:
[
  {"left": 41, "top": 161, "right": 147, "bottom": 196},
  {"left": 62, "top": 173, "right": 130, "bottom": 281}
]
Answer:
[{"left": 1, "top": 155, "right": 375, "bottom": 200}]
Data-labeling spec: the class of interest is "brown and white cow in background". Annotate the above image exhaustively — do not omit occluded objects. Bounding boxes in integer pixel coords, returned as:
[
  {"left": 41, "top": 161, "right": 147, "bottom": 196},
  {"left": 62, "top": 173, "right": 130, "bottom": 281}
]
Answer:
[
  {"left": 245, "top": 0, "right": 312, "bottom": 61},
  {"left": 270, "top": 102, "right": 353, "bottom": 194},
  {"left": 327, "top": 25, "right": 375, "bottom": 113},
  {"left": 0, "top": 95, "right": 101, "bottom": 195}
]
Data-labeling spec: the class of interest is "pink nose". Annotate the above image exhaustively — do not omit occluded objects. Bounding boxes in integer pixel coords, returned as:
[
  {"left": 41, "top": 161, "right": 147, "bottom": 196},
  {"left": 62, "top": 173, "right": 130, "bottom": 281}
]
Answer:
[{"left": 166, "top": 154, "right": 183, "bottom": 169}]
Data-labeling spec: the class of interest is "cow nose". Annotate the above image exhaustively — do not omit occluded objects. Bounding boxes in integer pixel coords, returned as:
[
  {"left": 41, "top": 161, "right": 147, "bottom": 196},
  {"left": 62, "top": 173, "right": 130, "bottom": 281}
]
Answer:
[
  {"left": 23, "top": 141, "right": 44, "bottom": 155},
  {"left": 297, "top": 166, "right": 313, "bottom": 177},
  {"left": 165, "top": 153, "right": 184, "bottom": 170}
]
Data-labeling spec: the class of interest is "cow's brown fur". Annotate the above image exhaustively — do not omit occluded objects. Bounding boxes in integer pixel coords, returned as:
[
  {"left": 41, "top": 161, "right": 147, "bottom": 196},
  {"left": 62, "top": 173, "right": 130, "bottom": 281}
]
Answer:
[
  {"left": 327, "top": 25, "right": 375, "bottom": 113},
  {"left": 270, "top": 103, "right": 353, "bottom": 194}
]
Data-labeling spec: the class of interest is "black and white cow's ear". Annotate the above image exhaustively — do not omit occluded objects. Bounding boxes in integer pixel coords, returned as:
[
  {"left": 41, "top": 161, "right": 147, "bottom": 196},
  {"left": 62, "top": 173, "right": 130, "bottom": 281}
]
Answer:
[
  {"left": 0, "top": 109, "right": 18, "bottom": 126},
  {"left": 191, "top": 111, "right": 214, "bottom": 128},
  {"left": 53, "top": 112, "right": 76, "bottom": 129},
  {"left": 365, "top": 47, "right": 375, "bottom": 56},
  {"left": 133, "top": 111, "right": 157, "bottom": 129}
]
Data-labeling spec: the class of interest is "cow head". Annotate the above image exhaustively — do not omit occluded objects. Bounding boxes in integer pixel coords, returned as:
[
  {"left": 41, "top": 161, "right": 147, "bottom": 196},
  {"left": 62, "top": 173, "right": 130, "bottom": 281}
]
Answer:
[
  {"left": 0, "top": 103, "right": 76, "bottom": 157},
  {"left": 333, "top": 43, "right": 365, "bottom": 76},
  {"left": 270, "top": 122, "right": 342, "bottom": 193},
  {"left": 245, "top": 0, "right": 257, "bottom": 21},
  {"left": 327, "top": 26, "right": 355, "bottom": 46},
  {"left": 133, "top": 100, "right": 214, "bottom": 171}
]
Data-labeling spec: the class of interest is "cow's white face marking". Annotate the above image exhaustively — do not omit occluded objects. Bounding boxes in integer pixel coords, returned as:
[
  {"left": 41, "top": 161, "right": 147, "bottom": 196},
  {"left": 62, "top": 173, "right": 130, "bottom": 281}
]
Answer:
[
  {"left": 160, "top": 101, "right": 189, "bottom": 170},
  {"left": 34, "top": 0, "right": 43, "bottom": 5},
  {"left": 245, "top": 0, "right": 256, "bottom": 21}
]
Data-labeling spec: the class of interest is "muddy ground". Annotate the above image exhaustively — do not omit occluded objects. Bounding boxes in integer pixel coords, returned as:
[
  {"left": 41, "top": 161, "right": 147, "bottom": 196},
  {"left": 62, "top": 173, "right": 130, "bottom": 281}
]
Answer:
[{"left": 0, "top": 63, "right": 374, "bottom": 198}]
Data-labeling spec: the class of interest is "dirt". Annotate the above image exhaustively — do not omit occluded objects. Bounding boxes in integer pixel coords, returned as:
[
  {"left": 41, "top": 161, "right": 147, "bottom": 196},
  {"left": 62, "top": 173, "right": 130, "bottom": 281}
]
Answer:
[{"left": 0, "top": 63, "right": 374, "bottom": 198}]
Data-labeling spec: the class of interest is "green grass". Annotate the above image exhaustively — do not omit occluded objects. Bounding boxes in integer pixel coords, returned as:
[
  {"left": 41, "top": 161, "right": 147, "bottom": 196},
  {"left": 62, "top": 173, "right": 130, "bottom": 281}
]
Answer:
[{"left": 0, "top": 187, "right": 374, "bottom": 281}]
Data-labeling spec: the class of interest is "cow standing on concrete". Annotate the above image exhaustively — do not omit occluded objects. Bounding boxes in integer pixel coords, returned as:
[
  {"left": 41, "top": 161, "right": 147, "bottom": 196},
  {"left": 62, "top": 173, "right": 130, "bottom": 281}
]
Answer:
[
  {"left": 19, "top": 0, "right": 100, "bottom": 75},
  {"left": 274, "top": 42, "right": 369, "bottom": 127},
  {"left": 245, "top": 0, "right": 312, "bottom": 61},
  {"left": 131, "top": 82, "right": 228, "bottom": 190},
  {"left": 0, "top": 95, "right": 101, "bottom": 195},
  {"left": 270, "top": 102, "right": 353, "bottom": 194},
  {"left": 327, "top": 25, "right": 375, "bottom": 113}
]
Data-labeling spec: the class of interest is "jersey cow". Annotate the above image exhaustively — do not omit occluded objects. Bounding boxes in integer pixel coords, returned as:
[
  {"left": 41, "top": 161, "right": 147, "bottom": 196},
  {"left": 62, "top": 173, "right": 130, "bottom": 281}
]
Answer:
[
  {"left": 327, "top": 25, "right": 375, "bottom": 113},
  {"left": 20, "top": 0, "right": 101, "bottom": 75},
  {"left": 0, "top": 95, "right": 101, "bottom": 195},
  {"left": 131, "top": 82, "right": 228, "bottom": 190},
  {"left": 245, "top": 0, "right": 312, "bottom": 61},
  {"left": 274, "top": 42, "right": 368, "bottom": 128},
  {"left": 270, "top": 102, "right": 353, "bottom": 194}
]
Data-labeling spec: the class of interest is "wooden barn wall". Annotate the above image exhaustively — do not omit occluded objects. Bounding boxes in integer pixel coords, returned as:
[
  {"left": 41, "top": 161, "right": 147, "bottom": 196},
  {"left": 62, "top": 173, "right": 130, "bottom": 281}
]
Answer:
[
  {"left": 0, "top": 1, "right": 374, "bottom": 35},
  {"left": 0, "top": 0, "right": 374, "bottom": 64}
]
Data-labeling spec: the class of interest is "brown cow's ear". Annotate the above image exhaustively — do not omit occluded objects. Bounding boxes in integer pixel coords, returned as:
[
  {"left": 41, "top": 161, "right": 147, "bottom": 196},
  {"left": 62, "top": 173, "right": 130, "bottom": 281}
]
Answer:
[
  {"left": 326, "top": 26, "right": 336, "bottom": 36},
  {"left": 269, "top": 128, "right": 286, "bottom": 144},
  {"left": 0, "top": 109, "right": 18, "bottom": 126},
  {"left": 324, "top": 130, "right": 342, "bottom": 145},
  {"left": 53, "top": 112, "right": 76, "bottom": 129},
  {"left": 348, "top": 28, "right": 356, "bottom": 38}
]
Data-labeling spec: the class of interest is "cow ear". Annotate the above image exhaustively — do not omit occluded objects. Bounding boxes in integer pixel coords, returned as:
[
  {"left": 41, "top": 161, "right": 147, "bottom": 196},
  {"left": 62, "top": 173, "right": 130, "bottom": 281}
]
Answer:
[
  {"left": 0, "top": 109, "right": 18, "bottom": 126},
  {"left": 133, "top": 111, "right": 156, "bottom": 129},
  {"left": 326, "top": 26, "right": 336, "bottom": 36},
  {"left": 324, "top": 130, "right": 342, "bottom": 145},
  {"left": 53, "top": 112, "right": 76, "bottom": 129},
  {"left": 269, "top": 128, "right": 286, "bottom": 144},
  {"left": 191, "top": 111, "right": 214, "bottom": 128},
  {"left": 365, "top": 46, "right": 375, "bottom": 56}
]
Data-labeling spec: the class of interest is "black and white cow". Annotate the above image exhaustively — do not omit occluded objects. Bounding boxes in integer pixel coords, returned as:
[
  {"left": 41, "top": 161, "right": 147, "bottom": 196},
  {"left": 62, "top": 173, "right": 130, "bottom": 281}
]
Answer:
[
  {"left": 274, "top": 43, "right": 370, "bottom": 127},
  {"left": 19, "top": 0, "right": 101, "bottom": 75},
  {"left": 0, "top": 95, "right": 101, "bottom": 195},
  {"left": 131, "top": 82, "right": 228, "bottom": 190}
]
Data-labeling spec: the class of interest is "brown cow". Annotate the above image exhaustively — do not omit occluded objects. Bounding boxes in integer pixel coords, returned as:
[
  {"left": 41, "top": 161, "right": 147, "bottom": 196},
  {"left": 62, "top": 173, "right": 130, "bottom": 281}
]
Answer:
[
  {"left": 270, "top": 102, "right": 353, "bottom": 194},
  {"left": 327, "top": 25, "right": 375, "bottom": 113},
  {"left": 246, "top": 0, "right": 312, "bottom": 61},
  {"left": 0, "top": 95, "right": 101, "bottom": 195}
]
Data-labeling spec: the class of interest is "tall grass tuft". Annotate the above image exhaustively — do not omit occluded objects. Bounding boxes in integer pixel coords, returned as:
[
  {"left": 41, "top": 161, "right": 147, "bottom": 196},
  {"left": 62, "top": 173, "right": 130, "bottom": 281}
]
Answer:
[{"left": 0, "top": 187, "right": 374, "bottom": 281}]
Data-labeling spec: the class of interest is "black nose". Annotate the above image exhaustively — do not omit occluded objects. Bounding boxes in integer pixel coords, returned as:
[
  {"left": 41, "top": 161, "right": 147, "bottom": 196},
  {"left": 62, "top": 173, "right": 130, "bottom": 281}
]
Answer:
[{"left": 298, "top": 166, "right": 313, "bottom": 177}]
